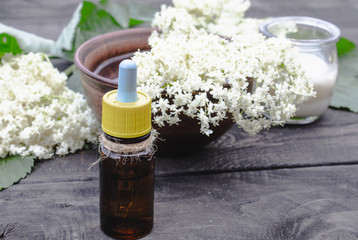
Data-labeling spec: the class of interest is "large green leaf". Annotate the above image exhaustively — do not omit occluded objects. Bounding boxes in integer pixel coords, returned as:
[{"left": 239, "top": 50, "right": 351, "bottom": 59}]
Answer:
[
  {"left": 0, "top": 155, "right": 35, "bottom": 191},
  {"left": 60, "top": 1, "right": 123, "bottom": 60},
  {"left": 58, "top": 0, "right": 157, "bottom": 60},
  {"left": 330, "top": 47, "right": 358, "bottom": 112},
  {"left": 0, "top": 33, "right": 22, "bottom": 60}
]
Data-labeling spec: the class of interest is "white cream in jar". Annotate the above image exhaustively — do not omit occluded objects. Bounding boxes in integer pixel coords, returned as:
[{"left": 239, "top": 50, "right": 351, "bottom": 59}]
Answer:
[
  {"left": 260, "top": 16, "right": 341, "bottom": 124},
  {"left": 294, "top": 54, "right": 338, "bottom": 118}
]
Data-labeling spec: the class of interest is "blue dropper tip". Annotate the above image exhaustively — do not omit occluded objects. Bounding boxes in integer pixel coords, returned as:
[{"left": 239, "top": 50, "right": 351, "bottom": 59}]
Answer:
[{"left": 116, "top": 59, "right": 138, "bottom": 103}]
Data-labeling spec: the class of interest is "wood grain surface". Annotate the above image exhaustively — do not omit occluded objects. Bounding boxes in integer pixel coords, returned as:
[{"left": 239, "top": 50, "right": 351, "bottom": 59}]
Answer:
[
  {"left": 1, "top": 155, "right": 358, "bottom": 240},
  {"left": 156, "top": 109, "right": 358, "bottom": 176},
  {"left": 1, "top": 0, "right": 358, "bottom": 239}
]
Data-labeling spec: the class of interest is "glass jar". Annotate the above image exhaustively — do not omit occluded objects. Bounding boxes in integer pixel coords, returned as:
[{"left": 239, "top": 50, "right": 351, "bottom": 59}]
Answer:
[{"left": 259, "top": 16, "right": 341, "bottom": 124}]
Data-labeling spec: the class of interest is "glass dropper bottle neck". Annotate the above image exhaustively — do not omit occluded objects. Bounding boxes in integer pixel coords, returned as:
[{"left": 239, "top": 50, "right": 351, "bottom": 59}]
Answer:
[{"left": 103, "top": 132, "right": 151, "bottom": 144}]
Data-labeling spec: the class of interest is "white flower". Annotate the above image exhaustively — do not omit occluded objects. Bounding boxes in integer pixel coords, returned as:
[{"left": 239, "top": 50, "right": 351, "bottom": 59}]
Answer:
[
  {"left": 172, "top": 0, "right": 261, "bottom": 38},
  {"left": 0, "top": 53, "right": 101, "bottom": 159},
  {"left": 132, "top": 2, "right": 315, "bottom": 136}
]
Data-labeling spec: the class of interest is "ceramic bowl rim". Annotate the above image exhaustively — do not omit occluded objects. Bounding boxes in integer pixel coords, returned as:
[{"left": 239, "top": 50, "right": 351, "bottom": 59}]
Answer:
[{"left": 74, "top": 27, "right": 155, "bottom": 87}]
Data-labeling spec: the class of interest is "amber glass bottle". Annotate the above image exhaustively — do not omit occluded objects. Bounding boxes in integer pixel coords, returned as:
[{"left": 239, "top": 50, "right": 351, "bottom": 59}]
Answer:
[
  {"left": 99, "top": 60, "right": 154, "bottom": 239},
  {"left": 99, "top": 133, "right": 154, "bottom": 239}
]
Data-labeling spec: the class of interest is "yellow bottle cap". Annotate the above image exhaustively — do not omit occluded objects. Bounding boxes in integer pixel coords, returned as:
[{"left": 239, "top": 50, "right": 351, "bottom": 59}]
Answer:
[{"left": 102, "top": 90, "right": 152, "bottom": 138}]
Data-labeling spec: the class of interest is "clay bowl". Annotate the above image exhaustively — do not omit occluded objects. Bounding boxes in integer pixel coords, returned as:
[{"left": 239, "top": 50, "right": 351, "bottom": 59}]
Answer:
[{"left": 75, "top": 28, "right": 239, "bottom": 155}]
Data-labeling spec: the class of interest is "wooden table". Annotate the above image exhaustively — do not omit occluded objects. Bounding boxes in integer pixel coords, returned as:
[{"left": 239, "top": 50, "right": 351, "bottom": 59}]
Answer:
[{"left": 1, "top": 0, "right": 358, "bottom": 239}]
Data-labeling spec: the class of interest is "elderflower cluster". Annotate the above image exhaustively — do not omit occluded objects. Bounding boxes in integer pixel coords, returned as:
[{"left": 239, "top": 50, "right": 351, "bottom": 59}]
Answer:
[
  {"left": 132, "top": 4, "right": 315, "bottom": 136},
  {"left": 172, "top": 0, "right": 262, "bottom": 38},
  {"left": 0, "top": 53, "right": 101, "bottom": 159}
]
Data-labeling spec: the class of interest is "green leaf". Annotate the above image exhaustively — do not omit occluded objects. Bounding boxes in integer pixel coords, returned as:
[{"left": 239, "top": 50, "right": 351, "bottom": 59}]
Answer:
[
  {"left": 54, "top": 3, "right": 83, "bottom": 59},
  {"left": 0, "top": 23, "right": 57, "bottom": 57},
  {"left": 66, "top": 66, "right": 85, "bottom": 94},
  {"left": 129, "top": 18, "right": 144, "bottom": 28},
  {"left": 98, "top": 1, "right": 156, "bottom": 28},
  {"left": 0, "top": 33, "right": 23, "bottom": 59},
  {"left": 337, "top": 37, "right": 356, "bottom": 57},
  {"left": 0, "top": 155, "right": 35, "bottom": 191},
  {"left": 61, "top": 1, "right": 124, "bottom": 60},
  {"left": 99, "top": 1, "right": 130, "bottom": 28},
  {"left": 330, "top": 47, "right": 358, "bottom": 112},
  {"left": 58, "top": 0, "right": 157, "bottom": 60},
  {"left": 128, "top": 1, "right": 157, "bottom": 24}
]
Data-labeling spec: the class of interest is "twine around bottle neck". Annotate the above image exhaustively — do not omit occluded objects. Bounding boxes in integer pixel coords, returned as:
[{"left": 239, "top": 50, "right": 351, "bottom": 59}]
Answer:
[
  {"left": 88, "top": 133, "right": 156, "bottom": 170},
  {"left": 99, "top": 133, "right": 155, "bottom": 155}
]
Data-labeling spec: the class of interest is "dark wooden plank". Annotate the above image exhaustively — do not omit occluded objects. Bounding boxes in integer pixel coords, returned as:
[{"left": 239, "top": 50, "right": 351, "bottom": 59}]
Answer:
[
  {"left": 1, "top": 158, "right": 358, "bottom": 239},
  {"left": 155, "top": 108, "right": 358, "bottom": 176},
  {"left": 151, "top": 166, "right": 358, "bottom": 240},
  {"left": 151, "top": 165, "right": 358, "bottom": 239}
]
